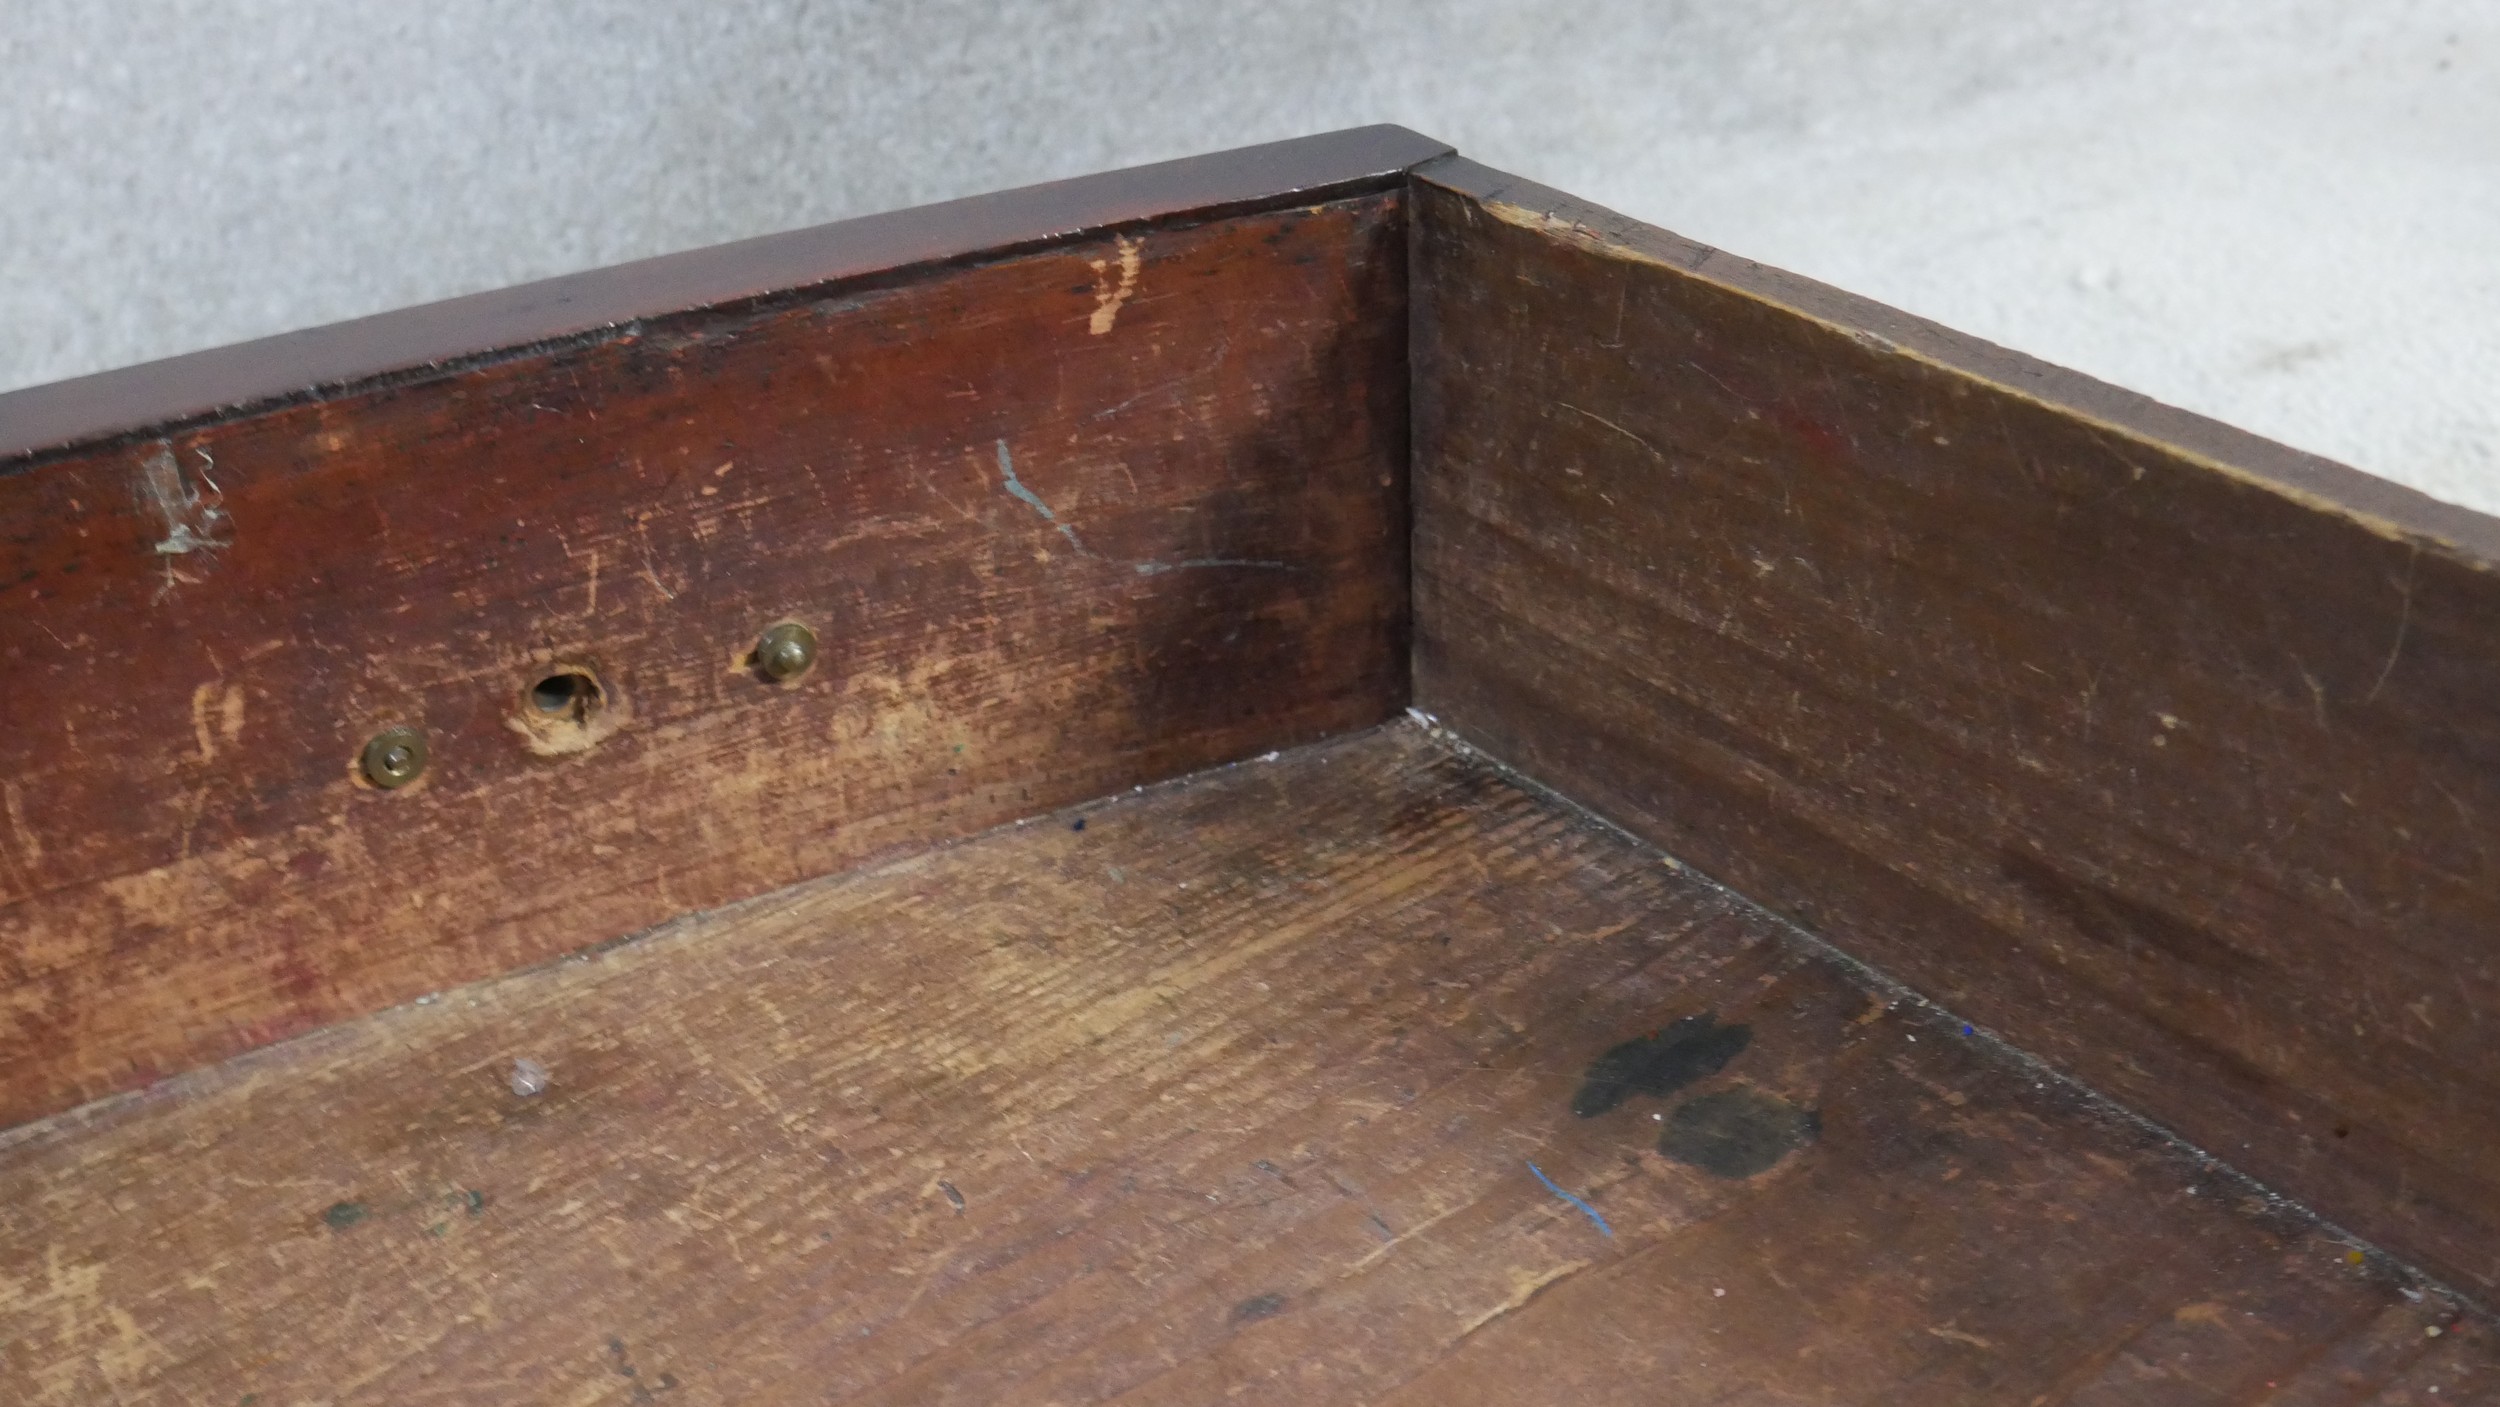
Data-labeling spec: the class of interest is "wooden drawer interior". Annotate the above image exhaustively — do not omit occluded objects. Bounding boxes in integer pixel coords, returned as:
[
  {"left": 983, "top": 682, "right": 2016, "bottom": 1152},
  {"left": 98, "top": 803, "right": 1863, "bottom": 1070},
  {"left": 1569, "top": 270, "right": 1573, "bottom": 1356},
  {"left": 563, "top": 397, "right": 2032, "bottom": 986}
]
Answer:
[{"left": 3, "top": 126, "right": 2496, "bottom": 1402}]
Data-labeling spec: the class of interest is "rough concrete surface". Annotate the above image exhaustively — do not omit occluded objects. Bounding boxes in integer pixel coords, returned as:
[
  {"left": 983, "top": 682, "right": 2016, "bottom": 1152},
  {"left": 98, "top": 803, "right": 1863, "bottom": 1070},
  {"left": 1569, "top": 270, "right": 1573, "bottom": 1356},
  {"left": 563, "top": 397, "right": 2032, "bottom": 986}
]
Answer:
[{"left": 3, "top": 2, "right": 2495, "bottom": 511}]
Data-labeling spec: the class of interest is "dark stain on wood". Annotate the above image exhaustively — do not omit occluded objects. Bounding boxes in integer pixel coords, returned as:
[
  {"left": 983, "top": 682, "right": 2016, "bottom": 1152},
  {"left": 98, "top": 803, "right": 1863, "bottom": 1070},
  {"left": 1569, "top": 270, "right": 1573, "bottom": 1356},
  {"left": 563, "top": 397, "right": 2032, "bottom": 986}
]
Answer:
[
  {"left": 1230, "top": 1292, "right": 1290, "bottom": 1325},
  {"left": 1657, "top": 1089, "right": 1819, "bottom": 1179},
  {"left": 2000, "top": 848, "right": 2257, "bottom": 979},
  {"left": 1569, "top": 1013, "right": 1750, "bottom": 1117},
  {"left": 1409, "top": 154, "right": 2500, "bottom": 1301},
  {"left": 607, "top": 1338, "right": 677, "bottom": 1401}
]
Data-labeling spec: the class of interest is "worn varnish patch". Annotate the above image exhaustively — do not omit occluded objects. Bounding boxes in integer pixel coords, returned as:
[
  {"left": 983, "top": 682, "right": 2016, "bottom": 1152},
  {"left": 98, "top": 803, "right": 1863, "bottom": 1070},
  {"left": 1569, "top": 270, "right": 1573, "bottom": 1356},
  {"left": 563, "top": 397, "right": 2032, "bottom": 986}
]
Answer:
[
  {"left": 0, "top": 192, "right": 1410, "bottom": 1127},
  {"left": 1410, "top": 157, "right": 2500, "bottom": 1301},
  {"left": 0, "top": 725, "right": 2481, "bottom": 1404}
]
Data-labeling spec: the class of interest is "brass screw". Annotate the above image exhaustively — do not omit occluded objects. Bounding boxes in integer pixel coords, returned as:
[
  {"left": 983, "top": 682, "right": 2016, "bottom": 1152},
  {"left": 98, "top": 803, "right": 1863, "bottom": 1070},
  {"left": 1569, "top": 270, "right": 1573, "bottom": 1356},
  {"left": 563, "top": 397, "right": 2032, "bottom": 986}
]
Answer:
[
  {"left": 361, "top": 726, "right": 429, "bottom": 789},
  {"left": 757, "top": 622, "right": 818, "bottom": 682}
]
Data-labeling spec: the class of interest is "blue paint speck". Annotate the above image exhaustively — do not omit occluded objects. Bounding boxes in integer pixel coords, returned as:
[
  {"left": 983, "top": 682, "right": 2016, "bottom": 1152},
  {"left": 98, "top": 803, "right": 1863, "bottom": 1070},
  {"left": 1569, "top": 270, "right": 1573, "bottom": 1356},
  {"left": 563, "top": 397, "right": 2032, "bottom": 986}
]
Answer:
[
  {"left": 993, "top": 440, "right": 1088, "bottom": 555},
  {"left": 1526, "top": 1160, "right": 1614, "bottom": 1239},
  {"left": 994, "top": 440, "right": 1056, "bottom": 520}
]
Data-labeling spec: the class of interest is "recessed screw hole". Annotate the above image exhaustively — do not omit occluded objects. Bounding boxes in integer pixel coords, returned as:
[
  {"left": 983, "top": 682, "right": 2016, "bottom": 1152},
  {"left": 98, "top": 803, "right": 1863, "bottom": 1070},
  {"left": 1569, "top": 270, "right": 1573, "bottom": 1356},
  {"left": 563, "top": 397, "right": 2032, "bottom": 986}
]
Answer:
[{"left": 530, "top": 671, "right": 599, "bottom": 718}]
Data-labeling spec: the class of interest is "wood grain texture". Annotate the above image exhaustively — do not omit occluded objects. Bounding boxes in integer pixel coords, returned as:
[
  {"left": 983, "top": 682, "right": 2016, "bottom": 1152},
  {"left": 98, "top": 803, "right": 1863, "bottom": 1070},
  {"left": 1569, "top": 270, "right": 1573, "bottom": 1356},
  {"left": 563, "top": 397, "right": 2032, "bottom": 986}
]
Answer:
[
  {"left": 0, "top": 125, "right": 1451, "bottom": 466},
  {"left": 0, "top": 724, "right": 2483, "bottom": 1405},
  {"left": 1409, "top": 156, "right": 2500, "bottom": 1302},
  {"left": 0, "top": 189, "right": 1410, "bottom": 1128}
]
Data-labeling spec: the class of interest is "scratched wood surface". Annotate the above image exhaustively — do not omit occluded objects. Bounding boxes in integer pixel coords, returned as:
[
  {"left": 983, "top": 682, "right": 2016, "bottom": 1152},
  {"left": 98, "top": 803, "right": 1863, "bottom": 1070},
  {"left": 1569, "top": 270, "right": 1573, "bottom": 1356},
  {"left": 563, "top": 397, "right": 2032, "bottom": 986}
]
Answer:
[
  {"left": 0, "top": 181, "right": 1412, "bottom": 1128},
  {"left": 1408, "top": 157, "right": 2500, "bottom": 1303},
  {"left": 1, "top": 725, "right": 2485, "bottom": 1405}
]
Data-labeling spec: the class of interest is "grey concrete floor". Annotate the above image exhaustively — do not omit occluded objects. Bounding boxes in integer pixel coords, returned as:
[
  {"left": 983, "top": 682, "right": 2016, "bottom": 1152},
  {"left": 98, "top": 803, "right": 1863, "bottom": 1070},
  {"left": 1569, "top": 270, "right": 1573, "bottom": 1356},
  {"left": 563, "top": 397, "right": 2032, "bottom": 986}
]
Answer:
[{"left": 4, "top": 2, "right": 2495, "bottom": 511}]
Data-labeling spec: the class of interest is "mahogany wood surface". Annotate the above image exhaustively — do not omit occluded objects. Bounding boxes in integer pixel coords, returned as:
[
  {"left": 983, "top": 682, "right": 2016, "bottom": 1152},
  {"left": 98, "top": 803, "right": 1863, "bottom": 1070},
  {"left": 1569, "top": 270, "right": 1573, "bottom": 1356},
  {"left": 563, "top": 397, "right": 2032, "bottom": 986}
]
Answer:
[
  {"left": 0, "top": 144, "right": 1428, "bottom": 1127},
  {"left": 4, "top": 725, "right": 2480, "bottom": 1405},
  {"left": 1410, "top": 155, "right": 2500, "bottom": 1301}
]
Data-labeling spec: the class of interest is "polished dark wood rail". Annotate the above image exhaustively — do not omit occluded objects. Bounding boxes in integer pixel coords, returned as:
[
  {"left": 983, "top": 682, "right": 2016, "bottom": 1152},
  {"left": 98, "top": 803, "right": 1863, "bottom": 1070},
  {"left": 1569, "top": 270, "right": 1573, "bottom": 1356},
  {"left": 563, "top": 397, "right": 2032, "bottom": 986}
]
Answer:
[{"left": 0, "top": 126, "right": 1451, "bottom": 467}]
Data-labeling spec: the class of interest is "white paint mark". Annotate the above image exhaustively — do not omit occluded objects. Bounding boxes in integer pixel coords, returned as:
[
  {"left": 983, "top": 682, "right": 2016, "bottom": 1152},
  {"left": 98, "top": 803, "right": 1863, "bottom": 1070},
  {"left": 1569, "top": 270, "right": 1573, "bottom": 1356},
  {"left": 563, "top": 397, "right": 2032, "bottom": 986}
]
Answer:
[
  {"left": 634, "top": 520, "right": 678, "bottom": 600},
  {"left": 509, "top": 1057, "right": 550, "bottom": 1098},
  {"left": 140, "top": 444, "right": 230, "bottom": 557},
  {"left": 138, "top": 444, "right": 231, "bottom": 601},
  {"left": 2366, "top": 545, "right": 2420, "bottom": 703},
  {"left": 1130, "top": 558, "right": 1289, "bottom": 575},
  {"left": 1088, "top": 236, "right": 1142, "bottom": 335},
  {"left": 1557, "top": 401, "right": 1667, "bottom": 461},
  {"left": 2294, "top": 660, "right": 2330, "bottom": 730}
]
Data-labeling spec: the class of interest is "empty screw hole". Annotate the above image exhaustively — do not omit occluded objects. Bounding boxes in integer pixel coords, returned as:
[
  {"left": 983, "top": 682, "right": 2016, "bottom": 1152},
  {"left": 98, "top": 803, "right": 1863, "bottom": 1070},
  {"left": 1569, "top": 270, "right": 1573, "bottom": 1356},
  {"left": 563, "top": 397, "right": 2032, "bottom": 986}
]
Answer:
[{"left": 530, "top": 671, "right": 600, "bottom": 719}]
